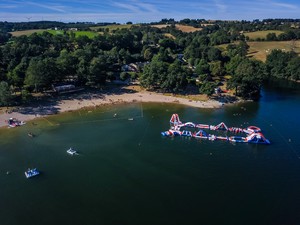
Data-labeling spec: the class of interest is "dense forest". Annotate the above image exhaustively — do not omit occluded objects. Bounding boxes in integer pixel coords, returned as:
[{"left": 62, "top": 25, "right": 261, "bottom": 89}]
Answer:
[{"left": 0, "top": 19, "right": 300, "bottom": 106}]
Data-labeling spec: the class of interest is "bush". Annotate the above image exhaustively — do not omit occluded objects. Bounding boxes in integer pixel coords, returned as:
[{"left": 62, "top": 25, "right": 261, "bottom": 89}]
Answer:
[
  {"left": 120, "top": 72, "right": 129, "bottom": 81},
  {"left": 129, "top": 72, "right": 138, "bottom": 80}
]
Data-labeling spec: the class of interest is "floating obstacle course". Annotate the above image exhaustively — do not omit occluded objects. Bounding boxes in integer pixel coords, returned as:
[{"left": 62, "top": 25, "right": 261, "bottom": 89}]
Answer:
[{"left": 161, "top": 114, "right": 270, "bottom": 144}]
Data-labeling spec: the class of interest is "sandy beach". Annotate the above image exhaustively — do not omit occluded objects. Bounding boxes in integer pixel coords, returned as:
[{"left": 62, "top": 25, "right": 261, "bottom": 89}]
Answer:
[{"left": 0, "top": 85, "right": 224, "bottom": 128}]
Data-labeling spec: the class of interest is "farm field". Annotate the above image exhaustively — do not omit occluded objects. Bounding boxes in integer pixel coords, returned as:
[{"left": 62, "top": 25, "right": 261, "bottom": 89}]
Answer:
[
  {"left": 247, "top": 41, "right": 300, "bottom": 61},
  {"left": 46, "top": 30, "right": 99, "bottom": 38},
  {"left": 164, "top": 33, "right": 176, "bottom": 39},
  {"left": 176, "top": 24, "right": 202, "bottom": 32},
  {"left": 90, "top": 24, "right": 133, "bottom": 32},
  {"left": 10, "top": 29, "right": 99, "bottom": 38},
  {"left": 218, "top": 41, "right": 300, "bottom": 61},
  {"left": 151, "top": 24, "right": 202, "bottom": 32},
  {"left": 9, "top": 29, "right": 47, "bottom": 37},
  {"left": 244, "top": 30, "right": 284, "bottom": 40}
]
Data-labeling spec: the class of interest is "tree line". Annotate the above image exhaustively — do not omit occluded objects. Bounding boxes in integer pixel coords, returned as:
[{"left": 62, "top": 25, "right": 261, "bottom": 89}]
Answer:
[{"left": 0, "top": 20, "right": 300, "bottom": 106}]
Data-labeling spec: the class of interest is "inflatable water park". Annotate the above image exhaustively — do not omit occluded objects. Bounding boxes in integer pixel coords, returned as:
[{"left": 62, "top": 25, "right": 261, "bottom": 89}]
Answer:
[{"left": 161, "top": 114, "right": 270, "bottom": 144}]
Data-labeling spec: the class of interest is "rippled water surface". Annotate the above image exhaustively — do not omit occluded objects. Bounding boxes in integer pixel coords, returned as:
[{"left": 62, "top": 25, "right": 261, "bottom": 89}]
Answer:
[{"left": 1, "top": 80, "right": 300, "bottom": 225}]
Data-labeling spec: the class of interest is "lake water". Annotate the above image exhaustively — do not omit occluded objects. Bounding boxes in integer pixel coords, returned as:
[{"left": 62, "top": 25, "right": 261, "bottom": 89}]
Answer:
[{"left": 1, "top": 80, "right": 300, "bottom": 225}]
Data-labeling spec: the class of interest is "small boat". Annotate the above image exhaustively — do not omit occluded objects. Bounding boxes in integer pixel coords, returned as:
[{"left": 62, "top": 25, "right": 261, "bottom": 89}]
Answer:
[
  {"left": 8, "top": 118, "right": 26, "bottom": 128},
  {"left": 67, "top": 147, "right": 78, "bottom": 155},
  {"left": 28, "top": 132, "right": 34, "bottom": 138},
  {"left": 128, "top": 118, "right": 134, "bottom": 121},
  {"left": 25, "top": 168, "right": 40, "bottom": 178}
]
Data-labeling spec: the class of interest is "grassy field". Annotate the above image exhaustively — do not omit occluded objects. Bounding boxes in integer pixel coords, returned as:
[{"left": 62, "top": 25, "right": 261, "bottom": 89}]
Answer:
[
  {"left": 10, "top": 29, "right": 99, "bottom": 38},
  {"left": 244, "top": 30, "right": 284, "bottom": 40},
  {"left": 46, "top": 30, "right": 99, "bottom": 38},
  {"left": 247, "top": 41, "right": 300, "bottom": 61},
  {"left": 218, "top": 41, "right": 300, "bottom": 61},
  {"left": 89, "top": 24, "right": 133, "bottom": 32}
]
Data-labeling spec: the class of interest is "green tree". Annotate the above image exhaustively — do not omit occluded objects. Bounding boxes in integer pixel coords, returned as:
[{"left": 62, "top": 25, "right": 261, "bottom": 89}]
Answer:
[
  {"left": 225, "top": 54, "right": 244, "bottom": 75},
  {"left": 210, "top": 61, "right": 224, "bottom": 77},
  {"left": 120, "top": 72, "right": 129, "bottom": 81},
  {"left": 266, "top": 33, "right": 277, "bottom": 41},
  {"left": 119, "top": 48, "right": 132, "bottom": 64},
  {"left": 159, "top": 38, "right": 176, "bottom": 50},
  {"left": 226, "top": 44, "right": 238, "bottom": 58},
  {"left": 7, "top": 58, "right": 28, "bottom": 89},
  {"left": 162, "top": 60, "right": 190, "bottom": 92},
  {"left": 207, "top": 47, "right": 222, "bottom": 62},
  {"left": 143, "top": 48, "right": 154, "bottom": 61},
  {"left": 236, "top": 40, "right": 249, "bottom": 57},
  {"left": 286, "top": 57, "right": 300, "bottom": 80},
  {"left": 25, "top": 57, "right": 59, "bottom": 91},
  {"left": 266, "top": 49, "right": 296, "bottom": 78},
  {"left": 0, "top": 81, "right": 12, "bottom": 106},
  {"left": 210, "top": 30, "right": 230, "bottom": 45},
  {"left": 140, "top": 55, "right": 168, "bottom": 90},
  {"left": 56, "top": 49, "right": 78, "bottom": 81},
  {"left": 228, "top": 58, "right": 265, "bottom": 98},
  {"left": 195, "top": 59, "right": 210, "bottom": 81},
  {"left": 88, "top": 56, "right": 107, "bottom": 85},
  {"left": 199, "top": 81, "right": 215, "bottom": 96}
]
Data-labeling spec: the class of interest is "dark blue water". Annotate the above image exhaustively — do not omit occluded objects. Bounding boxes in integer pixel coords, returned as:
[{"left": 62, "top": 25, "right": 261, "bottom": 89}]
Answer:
[{"left": 0, "top": 79, "right": 300, "bottom": 225}]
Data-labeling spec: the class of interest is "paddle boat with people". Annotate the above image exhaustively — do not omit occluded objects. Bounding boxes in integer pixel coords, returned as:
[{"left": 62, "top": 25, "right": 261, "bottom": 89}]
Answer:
[
  {"left": 7, "top": 118, "right": 26, "bottom": 128},
  {"left": 67, "top": 147, "right": 78, "bottom": 155},
  {"left": 25, "top": 168, "right": 40, "bottom": 178}
]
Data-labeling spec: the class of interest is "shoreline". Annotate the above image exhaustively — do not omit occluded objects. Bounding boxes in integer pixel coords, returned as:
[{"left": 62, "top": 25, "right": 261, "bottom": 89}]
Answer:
[{"left": 0, "top": 86, "right": 229, "bottom": 128}]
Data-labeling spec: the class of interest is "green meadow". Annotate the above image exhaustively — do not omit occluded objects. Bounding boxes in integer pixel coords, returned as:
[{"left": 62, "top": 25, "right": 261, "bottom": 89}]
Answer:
[
  {"left": 90, "top": 24, "right": 134, "bottom": 32},
  {"left": 244, "top": 30, "right": 284, "bottom": 40},
  {"left": 10, "top": 29, "right": 99, "bottom": 38}
]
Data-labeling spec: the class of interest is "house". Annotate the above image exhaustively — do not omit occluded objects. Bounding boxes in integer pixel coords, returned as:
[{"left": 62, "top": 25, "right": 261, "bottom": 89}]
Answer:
[{"left": 122, "top": 62, "right": 149, "bottom": 72}]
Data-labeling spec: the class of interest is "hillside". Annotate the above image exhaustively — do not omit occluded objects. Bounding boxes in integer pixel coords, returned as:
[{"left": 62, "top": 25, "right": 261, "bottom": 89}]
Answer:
[
  {"left": 219, "top": 41, "right": 300, "bottom": 61},
  {"left": 151, "top": 24, "right": 202, "bottom": 33},
  {"left": 9, "top": 29, "right": 99, "bottom": 38},
  {"left": 247, "top": 41, "right": 300, "bottom": 61},
  {"left": 9, "top": 29, "right": 47, "bottom": 37},
  {"left": 89, "top": 24, "right": 133, "bottom": 32},
  {"left": 244, "top": 30, "right": 284, "bottom": 40}
]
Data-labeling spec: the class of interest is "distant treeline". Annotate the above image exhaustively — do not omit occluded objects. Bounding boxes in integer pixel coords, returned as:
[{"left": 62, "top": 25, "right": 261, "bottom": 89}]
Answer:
[
  {"left": 0, "top": 21, "right": 119, "bottom": 32},
  {"left": 154, "top": 18, "right": 300, "bottom": 30},
  {"left": 0, "top": 20, "right": 300, "bottom": 106}
]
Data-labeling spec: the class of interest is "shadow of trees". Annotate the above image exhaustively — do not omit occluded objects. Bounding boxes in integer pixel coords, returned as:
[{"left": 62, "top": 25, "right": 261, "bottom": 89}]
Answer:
[{"left": 13, "top": 84, "right": 139, "bottom": 116}]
